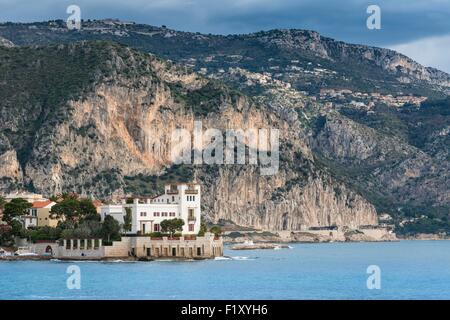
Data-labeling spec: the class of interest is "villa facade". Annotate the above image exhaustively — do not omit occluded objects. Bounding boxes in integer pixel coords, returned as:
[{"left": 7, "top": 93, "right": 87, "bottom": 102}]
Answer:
[{"left": 101, "top": 183, "right": 201, "bottom": 235}]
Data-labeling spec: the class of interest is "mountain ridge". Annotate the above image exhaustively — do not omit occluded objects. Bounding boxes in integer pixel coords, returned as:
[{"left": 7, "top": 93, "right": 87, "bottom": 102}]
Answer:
[
  {"left": 0, "top": 41, "right": 380, "bottom": 231},
  {"left": 0, "top": 20, "right": 448, "bottom": 235},
  {"left": 0, "top": 19, "right": 449, "bottom": 95}
]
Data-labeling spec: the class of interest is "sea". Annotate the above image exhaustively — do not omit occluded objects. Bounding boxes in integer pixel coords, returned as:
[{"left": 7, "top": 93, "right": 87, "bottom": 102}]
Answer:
[{"left": 1, "top": 240, "right": 450, "bottom": 300}]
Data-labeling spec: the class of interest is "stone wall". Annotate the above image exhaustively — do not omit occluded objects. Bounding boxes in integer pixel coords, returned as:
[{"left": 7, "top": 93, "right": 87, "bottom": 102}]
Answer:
[
  {"left": 128, "top": 233, "right": 223, "bottom": 259},
  {"left": 30, "top": 234, "right": 223, "bottom": 259},
  {"left": 30, "top": 239, "right": 105, "bottom": 259},
  {"left": 103, "top": 237, "right": 132, "bottom": 258}
]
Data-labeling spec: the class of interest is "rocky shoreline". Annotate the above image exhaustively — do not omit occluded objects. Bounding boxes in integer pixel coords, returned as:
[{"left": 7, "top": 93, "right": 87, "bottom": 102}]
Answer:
[{"left": 223, "top": 229, "right": 399, "bottom": 244}]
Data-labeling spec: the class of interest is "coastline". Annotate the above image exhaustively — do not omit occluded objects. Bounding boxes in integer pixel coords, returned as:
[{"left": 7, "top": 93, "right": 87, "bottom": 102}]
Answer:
[
  {"left": 0, "top": 255, "right": 211, "bottom": 262},
  {"left": 223, "top": 228, "right": 399, "bottom": 244},
  {"left": 3, "top": 241, "right": 450, "bottom": 300},
  {"left": 5, "top": 238, "right": 448, "bottom": 261}
]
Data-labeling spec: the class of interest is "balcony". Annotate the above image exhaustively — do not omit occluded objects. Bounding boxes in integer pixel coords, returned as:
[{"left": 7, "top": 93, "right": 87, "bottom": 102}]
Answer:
[
  {"left": 166, "top": 185, "right": 179, "bottom": 195},
  {"left": 185, "top": 188, "right": 198, "bottom": 195}
]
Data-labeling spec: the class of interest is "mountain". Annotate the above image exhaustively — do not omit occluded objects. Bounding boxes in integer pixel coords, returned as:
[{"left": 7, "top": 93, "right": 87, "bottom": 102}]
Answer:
[
  {"left": 0, "top": 20, "right": 448, "bottom": 235},
  {"left": 1, "top": 19, "right": 449, "bottom": 96}
]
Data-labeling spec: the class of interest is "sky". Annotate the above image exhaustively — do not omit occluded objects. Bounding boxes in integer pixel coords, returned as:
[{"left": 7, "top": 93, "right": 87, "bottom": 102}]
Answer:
[{"left": 1, "top": 0, "right": 449, "bottom": 73}]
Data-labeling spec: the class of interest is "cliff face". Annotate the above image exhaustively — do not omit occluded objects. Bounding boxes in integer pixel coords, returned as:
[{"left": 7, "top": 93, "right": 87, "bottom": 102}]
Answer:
[
  {"left": 200, "top": 166, "right": 377, "bottom": 230},
  {"left": 0, "top": 42, "right": 378, "bottom": 230},
  {"left": 311, "top": 113, "right": 449, "bottom": 213},
  {"left": 254, "top": 29, "right": 450, "bottom": 88},
  {"left": 0, "top": 21, "right": 448, "bottom": 234}
]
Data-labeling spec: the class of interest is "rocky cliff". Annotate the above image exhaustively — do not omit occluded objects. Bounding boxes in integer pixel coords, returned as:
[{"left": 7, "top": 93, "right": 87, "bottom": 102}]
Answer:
[
  {"left": 0, "top": 41, "right": 379, "bottom": 230},
  {"left": 0, "top": 20, "right": 448, "bottom": 234}
]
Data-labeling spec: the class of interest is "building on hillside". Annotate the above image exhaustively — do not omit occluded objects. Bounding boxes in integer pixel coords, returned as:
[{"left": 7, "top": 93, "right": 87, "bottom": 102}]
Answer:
[
  {"left": 21, "top": 209, "right": 37, "bottom": 229},
  {"left": 31, "top": 200, "right": 58, "bottom": 227},
  {"left": 101, "top": 183, "right": 201, "bottom": 235},
  {"left": 19, "top": 200, "right": 59, "bottom": 229},
  {"left": 2, "top": 193, "right": 49, "bottom": 228}
]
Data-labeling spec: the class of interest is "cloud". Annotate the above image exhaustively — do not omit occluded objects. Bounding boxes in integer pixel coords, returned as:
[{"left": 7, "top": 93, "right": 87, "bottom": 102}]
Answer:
[{"left": 390, "top": 34, "right": 450, "bottom": 74}]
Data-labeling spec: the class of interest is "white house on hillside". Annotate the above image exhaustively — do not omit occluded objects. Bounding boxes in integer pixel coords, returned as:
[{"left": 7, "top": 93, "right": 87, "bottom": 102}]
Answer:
[{"left": 100, "top": 183, "right": 201, "bottom": 235}]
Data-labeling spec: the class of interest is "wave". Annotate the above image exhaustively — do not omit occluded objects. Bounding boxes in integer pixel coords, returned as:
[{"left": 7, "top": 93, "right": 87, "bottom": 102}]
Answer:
[
  {"left": 214, "top": 256, "right": 232, "bottom": 261},
  {"left": 230, "top": 256, "right": 256, "bottom": 261},
  {"left": 103, "top": 259, "right": 137, "bottom": 263},
  {"left": 214, "top": 255, "right": 257, "bottom": 261}
]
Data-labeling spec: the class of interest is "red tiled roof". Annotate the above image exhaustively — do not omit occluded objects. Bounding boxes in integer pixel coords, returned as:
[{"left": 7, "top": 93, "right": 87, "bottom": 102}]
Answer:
[
  {"left": 32, "top": 200, "right": 54, "bottom": 209},
  {"left": 92, "top": 200, "right": 103, "bottom": 207}
]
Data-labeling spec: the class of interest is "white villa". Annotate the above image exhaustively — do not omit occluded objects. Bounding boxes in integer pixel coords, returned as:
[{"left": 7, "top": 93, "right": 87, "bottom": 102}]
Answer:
[{"left": 101, "top": 183, "right": 201, "bottom": 235}]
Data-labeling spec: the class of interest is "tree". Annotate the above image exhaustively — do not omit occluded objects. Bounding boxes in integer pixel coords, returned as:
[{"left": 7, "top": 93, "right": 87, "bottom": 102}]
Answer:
[
  {"left": 61, "top": 228, "right": 75, "bottom": 240},
  {"left": 51, "top": 198, "right": 97, "bottom": 222},
  {"left": 10, "top": 220, "right": 24, "bottom": 236},
  {"left": 123, "top": 207, "right": 132, "bottom": 232},
  {"left": 50, "top": 198, "right": 81, "bottom": 222},
  {"left": 2, "top": 198, "right": 31, "bottom": 224},
  {"left": 0, "top": 196, "right": 6, "bottom": 211},
  {"left": 101, "top": 215, "right": 121, "bottom": 242},
  {"left": 0, "top": 224, "right": 14, "bottom": 246},
  {"left": 80, "top": 220, "right": 103, "bottom": 238},
  {"left": 28, "top": 226, "right": 62, "bottom": 242},
  {"left": 160, "top": 218, "right": 185, "bottom": 237},
  {"left": 209, "top": 226, "right": 222, "bottom": 236},
  {"left": 79, "top": 199, "right": 97, "bottom": 217},
  {"left": 198, "top": 222, "right": 207, "bottom": 236}
]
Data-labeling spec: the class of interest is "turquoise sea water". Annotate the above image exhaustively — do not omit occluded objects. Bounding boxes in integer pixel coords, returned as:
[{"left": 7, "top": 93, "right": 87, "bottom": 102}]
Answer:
[{"left": 1, "top": 240, "right": 450, "bottom": 300}]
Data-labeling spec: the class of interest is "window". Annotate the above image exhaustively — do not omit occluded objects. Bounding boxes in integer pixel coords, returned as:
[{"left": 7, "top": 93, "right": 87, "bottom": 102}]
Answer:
[
  {"left": 170, "top": 212, "right": 176, "bottom": 217},
  {"left": 154, "top": 212, "right": 160, "bottom": 217},
  {"left": 193, "top": 196, "right": 195, "bottom": 201},
  {"left": 140, "top": 212, "right": 147, "bottom": 217},
  {"left": 172, "top": 196, "right": 175, "bottom": 202},
  {"left": 162, "top": 212, "right": 168, "bottom": 217},
  {"left": 154, "top": 224, "right": 160, "bottom": 232},
  {"left": 188, "top": 209, "right": 195, "bottom": 220},
  {"left": 189, "top": 224, "right": 194, "bottom": 232}
]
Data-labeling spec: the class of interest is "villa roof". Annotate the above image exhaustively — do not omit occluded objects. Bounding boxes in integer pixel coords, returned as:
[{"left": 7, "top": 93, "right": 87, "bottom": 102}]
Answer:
[
  {"left": 92, "top": 200, "right": 103, "bottom": 207},
  {"left": 32, "top": 200, "right": 55, "bottom": 209}
]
